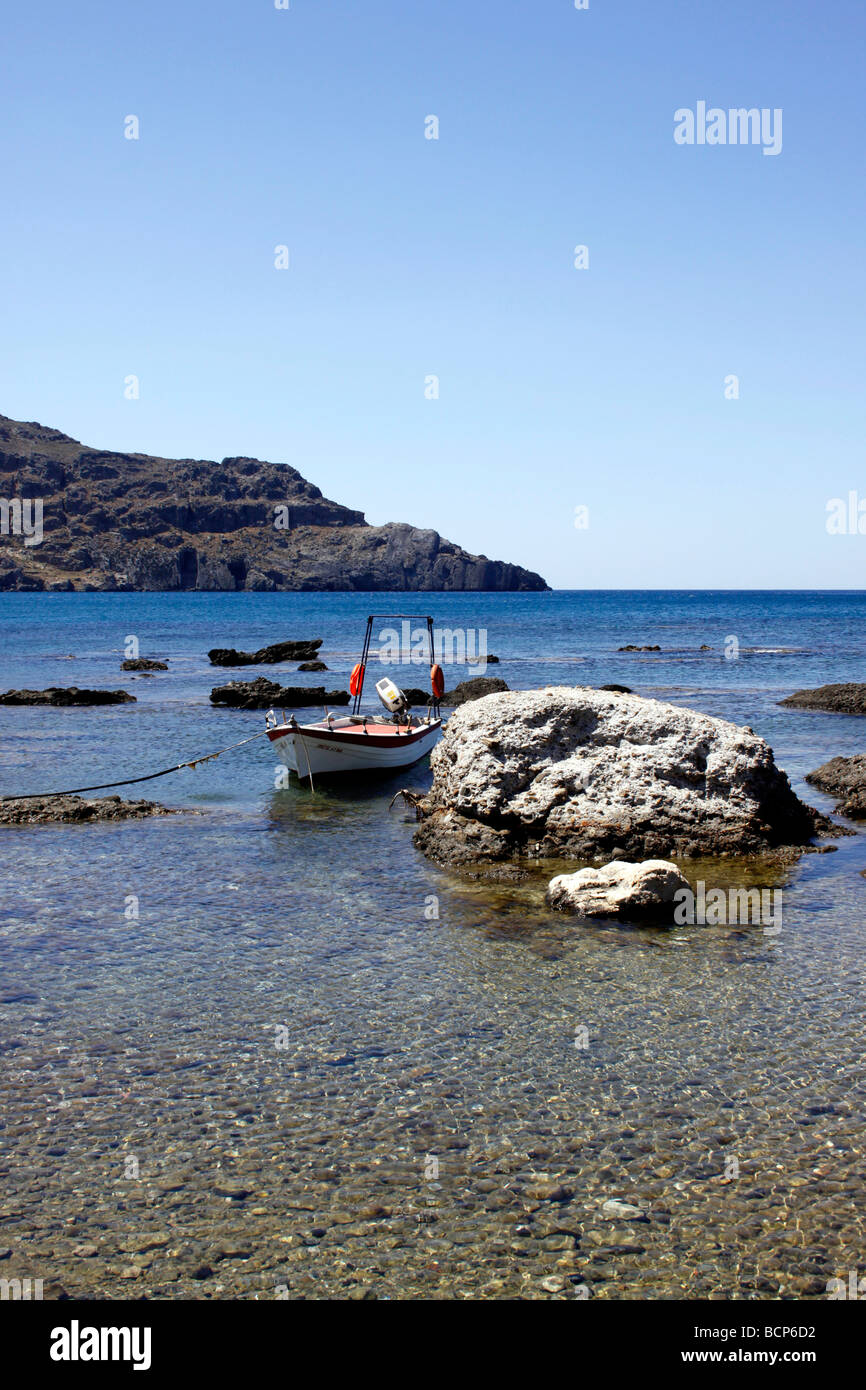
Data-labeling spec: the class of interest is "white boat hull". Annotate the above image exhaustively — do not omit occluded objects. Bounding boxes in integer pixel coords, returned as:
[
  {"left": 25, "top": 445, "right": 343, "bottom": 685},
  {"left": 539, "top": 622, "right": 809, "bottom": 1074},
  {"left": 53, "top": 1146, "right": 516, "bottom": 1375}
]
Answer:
[{"left": 267, "top": 717, "right": 442, "bottom": 777}]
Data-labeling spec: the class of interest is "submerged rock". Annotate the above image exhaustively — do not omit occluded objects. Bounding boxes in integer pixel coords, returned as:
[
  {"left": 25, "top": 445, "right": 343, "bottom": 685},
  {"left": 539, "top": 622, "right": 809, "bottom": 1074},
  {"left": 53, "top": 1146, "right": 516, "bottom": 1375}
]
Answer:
[
  {"left": 806, "top": 755, "right": 866, "bottom": 818},
  {"left": 121, "top": 658, "right": 168, "bottom": 671},
  {"left": 0, "top": 687, "right": 135, "bottom": 706},
  {"left": 414, "top": 687, "right": 827, "bottom": 870},
  {"left": 546, "top": 859, "right": 690, "bottom": 921},
  {"left": 210, "top": 678, "right": 349, "bottom": 710},
  {"left": 779, "top": 683, "right": 866, "bottom": 715},
  {"left": 0, "top": 795, "right": 176, "bottom": 826},
  {"left": 297, "top": 660, "right": 328, "bottom": 671},
  {"left": 208, "top": 640, "right": 322, "bottom": 666},
  {"left": 439, "top": 677, "right": 509, "bottom": 706}
]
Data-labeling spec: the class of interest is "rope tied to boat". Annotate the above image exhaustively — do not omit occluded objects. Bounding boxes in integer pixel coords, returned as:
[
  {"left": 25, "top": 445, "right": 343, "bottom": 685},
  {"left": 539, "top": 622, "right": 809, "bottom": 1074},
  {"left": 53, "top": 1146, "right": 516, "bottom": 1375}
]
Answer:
[{"left": 0, "top": 729, "right": 274, "bottom": 802}]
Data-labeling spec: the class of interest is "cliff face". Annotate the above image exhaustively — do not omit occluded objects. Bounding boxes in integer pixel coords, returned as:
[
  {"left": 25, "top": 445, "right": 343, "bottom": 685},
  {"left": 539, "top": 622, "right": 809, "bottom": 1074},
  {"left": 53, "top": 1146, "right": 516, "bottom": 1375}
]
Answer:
[{"left": 0, "top": 414, "right": 548, "bottom": 592}]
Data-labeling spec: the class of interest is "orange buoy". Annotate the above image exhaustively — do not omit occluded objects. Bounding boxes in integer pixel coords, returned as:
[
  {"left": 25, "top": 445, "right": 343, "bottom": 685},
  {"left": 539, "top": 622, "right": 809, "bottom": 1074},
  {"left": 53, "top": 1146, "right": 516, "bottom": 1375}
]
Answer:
[
  {"left": 349, "top": 662, "right": 365, "bottom": 696},
  {"left": 430, "top": 663, "right": 445, "bottom": 699}
]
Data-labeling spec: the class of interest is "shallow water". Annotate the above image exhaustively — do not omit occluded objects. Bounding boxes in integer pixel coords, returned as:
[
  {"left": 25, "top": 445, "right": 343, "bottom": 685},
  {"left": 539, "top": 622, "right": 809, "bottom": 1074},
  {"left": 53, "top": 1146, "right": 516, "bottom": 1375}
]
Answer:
[{"left": 1, "top": 591, "right": 865, "bottom": 1299}]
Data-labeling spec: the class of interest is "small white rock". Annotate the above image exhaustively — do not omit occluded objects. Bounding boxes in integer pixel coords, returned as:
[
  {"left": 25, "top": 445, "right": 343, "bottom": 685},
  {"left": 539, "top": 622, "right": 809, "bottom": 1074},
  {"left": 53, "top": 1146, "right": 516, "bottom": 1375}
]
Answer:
[
  {"left": 601, "top": 1198, "right": 647, "bottom": 1221},
  {"left": 546, "top": 859, "right": 690, "bottom": 921}
]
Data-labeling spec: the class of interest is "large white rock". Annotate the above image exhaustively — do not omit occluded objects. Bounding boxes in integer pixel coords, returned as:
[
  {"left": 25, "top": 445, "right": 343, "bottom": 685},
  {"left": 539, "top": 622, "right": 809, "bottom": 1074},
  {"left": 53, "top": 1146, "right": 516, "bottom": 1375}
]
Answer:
[
  {"left": 545, "top": 859, "right": 690, "bottom": 920},
  {"left": 415, "top": 686, "right": 823, "bottom": 871}
]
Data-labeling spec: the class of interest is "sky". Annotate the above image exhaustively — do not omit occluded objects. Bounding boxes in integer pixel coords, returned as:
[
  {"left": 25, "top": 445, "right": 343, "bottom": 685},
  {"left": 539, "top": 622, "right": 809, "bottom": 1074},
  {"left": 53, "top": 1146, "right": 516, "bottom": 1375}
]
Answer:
[{"left": 1, "top": 0, "right": 864, "bottom": 589}]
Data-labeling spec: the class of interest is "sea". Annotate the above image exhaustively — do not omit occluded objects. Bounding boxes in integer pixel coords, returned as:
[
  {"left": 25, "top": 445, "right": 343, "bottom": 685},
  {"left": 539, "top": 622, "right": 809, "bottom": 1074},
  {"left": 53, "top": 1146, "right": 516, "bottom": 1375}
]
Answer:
[{"left": 0, "top": 589, "right": 864, "bottom": 1299}]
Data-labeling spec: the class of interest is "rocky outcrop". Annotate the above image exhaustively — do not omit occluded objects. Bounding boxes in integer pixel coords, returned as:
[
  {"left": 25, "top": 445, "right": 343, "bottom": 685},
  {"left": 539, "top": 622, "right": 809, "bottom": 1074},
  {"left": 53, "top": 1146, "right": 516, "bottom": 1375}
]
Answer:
[
  {"left": 0, "top": 795, "right": 175, "bottom": 826},
  {"left": 414, "top": 687, "right": 828, "bottom": 872},
  {"left": 0, "top": 686, "right": 135, "bottom": 705},
  {"left": 546, "top": 859, "right": 691, "bottom": 921},
  {"left": 208, "top": 640, "right": 322, "bottom": 666},
  {"left": 298, "top": 660, "right": 327, "bottom": 671},
  {"left": 779, "top": 684, "right": 866, "bottom": 715},
  {"left": 0, "top": 412, "right": 548, "bottom": 592},
  {"left": 439, "top": 676, "right": 509, "bottom": 706},
  {"left": 210, "top": 678, "right": 350, "bottom": 710},
  {"left": 806, "top": 755, "right": 866, "bottom": 818},
  {"left": 618, "top": 645, "right": 660, "bottom": 652},
  {"left": 121, "top": 658, "right": 167, "bottom": 671}
]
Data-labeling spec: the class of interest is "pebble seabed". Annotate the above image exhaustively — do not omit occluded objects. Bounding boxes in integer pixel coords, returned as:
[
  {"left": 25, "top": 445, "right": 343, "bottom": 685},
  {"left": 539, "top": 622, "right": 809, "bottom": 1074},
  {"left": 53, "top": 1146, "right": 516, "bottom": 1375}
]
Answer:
[{"left": 1, "top": 782, "right": 865, "bottom": 1302}]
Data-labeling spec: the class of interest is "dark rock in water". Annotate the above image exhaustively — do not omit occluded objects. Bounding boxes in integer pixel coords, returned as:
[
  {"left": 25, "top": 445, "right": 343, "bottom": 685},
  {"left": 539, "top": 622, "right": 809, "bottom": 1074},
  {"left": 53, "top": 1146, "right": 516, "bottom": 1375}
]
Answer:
[
  {"left": 467, "top": 654, "right": 500, "bottom": 664},
  {"left": 806, "top": 755, "right": 866, "bottom": 818},
  {"left": 0, "top": 686, "right": 135, "bottom": 706},
  {"left": 0, "top": 410, "right": 548, "bottom": 592},
  {"left": 121, "top": 658, "right": 168, "bottom": 671},
  {"left": 208, "top": 640, "right": 322, "bottom": 666},
  {"left": 779, "top": 683, "right": 866, "bottom": 715},
  {"left": 414, "top": 687, "right": 830, "bottom": 872},
  {"left": 297, "top": 660, "right": 328, "bottom": 671},
  {"left": 210, "top": 678, "right": 350, "bottom": 710},
  {"left": 439, "top": 677, "right": 509, "bottom": 706},
  {"left": 700, "top": 644, "right": 712, "bottom": 651},
  {"left": 402, "top": 687, "right": 434, "bottom": 706},
  {"left": 599, "top": 684, "right": 633, "bottom": 694},
  {"left": 618, "top": 644, "right": 661, "bottom": 652},
  {"left": 0, "top": 795, "right": 176, "bottom": 826}
]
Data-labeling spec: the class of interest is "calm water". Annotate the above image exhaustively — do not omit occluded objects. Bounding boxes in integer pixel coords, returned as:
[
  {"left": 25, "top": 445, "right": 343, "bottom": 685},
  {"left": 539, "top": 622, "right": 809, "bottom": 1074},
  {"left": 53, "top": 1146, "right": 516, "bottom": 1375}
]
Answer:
[{"left": 1, "top": 590, "right": 865, "bottom": 1300}]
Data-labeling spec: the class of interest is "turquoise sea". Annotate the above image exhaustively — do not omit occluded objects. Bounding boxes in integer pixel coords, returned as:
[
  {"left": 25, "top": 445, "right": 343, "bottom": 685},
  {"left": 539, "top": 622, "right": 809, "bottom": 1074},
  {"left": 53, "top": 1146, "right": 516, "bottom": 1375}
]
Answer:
[{"left": 1, "top": 590, "right": 865, "bottom": 1299}]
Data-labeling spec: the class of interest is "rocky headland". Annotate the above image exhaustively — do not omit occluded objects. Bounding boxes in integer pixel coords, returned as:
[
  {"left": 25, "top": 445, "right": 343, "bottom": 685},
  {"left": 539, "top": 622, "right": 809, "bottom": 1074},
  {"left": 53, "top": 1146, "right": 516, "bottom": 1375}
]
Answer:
[{"left": 0, "top": 412, "right": 548, "bottom": 592}]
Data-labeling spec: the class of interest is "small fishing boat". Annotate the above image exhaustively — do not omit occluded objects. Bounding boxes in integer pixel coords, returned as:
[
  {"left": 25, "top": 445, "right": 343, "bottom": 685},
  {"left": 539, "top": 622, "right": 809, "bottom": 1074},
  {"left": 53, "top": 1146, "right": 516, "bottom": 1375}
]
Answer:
[{"left": 265, "top": 613, "right": 444, "bottom": 780}]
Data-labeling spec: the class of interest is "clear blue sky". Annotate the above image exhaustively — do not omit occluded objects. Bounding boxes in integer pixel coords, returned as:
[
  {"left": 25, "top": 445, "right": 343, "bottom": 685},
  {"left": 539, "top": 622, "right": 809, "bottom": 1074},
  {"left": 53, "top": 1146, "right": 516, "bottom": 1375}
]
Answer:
[{"left": 1, "top": 1, "right": 864, "bottom": 588}]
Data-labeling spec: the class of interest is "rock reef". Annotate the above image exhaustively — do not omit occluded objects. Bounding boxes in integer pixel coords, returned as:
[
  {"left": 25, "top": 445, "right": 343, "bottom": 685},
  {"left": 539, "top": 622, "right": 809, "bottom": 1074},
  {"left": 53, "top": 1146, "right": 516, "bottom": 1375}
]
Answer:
[
  {"left": 414, "top": 687, "right": 828, "bottom": 872},
  {"left": 806, "top": 755, "right": 866, "bottom": 818},
  {"left": 439, "top": 676, "right": 509, "bottom": 706},
  {"left": 208, "top": 640, "right": 322, "bottom": 666},
  {"left": 0, "top": 795, "right": 176, "bottom": 826},
  {"left": 0, "top": 687, "right": 135, "bottom": 706},
  {"left": 210, "top": 679, "right": 350, "bottom": 710},
  {"left": 779, "top": 684, "right": 866, "bottom": 715}
]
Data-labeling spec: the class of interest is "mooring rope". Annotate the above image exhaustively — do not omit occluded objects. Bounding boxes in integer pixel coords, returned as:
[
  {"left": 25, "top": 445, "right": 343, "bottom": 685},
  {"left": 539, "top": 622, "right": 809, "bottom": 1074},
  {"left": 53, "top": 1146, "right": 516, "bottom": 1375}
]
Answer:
[{"left": 0, "top": 729, "right": 273, "bottom": 802}]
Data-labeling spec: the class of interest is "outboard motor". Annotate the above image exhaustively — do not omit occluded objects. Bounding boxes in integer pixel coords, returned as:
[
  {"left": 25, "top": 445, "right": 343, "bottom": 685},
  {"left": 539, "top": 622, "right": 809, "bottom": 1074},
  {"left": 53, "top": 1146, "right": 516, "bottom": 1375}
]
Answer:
[{"left": 376, "top": 677, "right": 409, "bottom": 719}]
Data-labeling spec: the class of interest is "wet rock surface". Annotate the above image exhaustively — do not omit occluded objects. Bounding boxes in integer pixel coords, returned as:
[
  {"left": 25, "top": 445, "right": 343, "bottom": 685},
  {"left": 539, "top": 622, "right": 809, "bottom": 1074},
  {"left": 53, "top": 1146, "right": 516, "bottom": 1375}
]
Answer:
[
  {"left": 0, "top": 687, "right": 135, "bottom": 706},
  {"left": 121, "top": 659, "right": 168, "bottom": 672},
  {"left": 806, "top": 755, "right": 866, "bottom": 818},
  {"left": 546, "top": 860, "right": 691, "bottom": 921},
  {"left": 415, "top": 687, "right": 828, "bottom": 870},
  {"left": 208, "top": 640, "right": 323, "bottom": 667},
  {"left": 297, "top": 660, "right": 327, "bottom": 672},
  {"left": 210, "top": 679, "right": 350, "bottom": 710},
  {"left": 779, "top": 683, "right": 866, "bottom": 715},
  {"left": 0, "top": 795, "right": 177, "bottom": 826}
]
